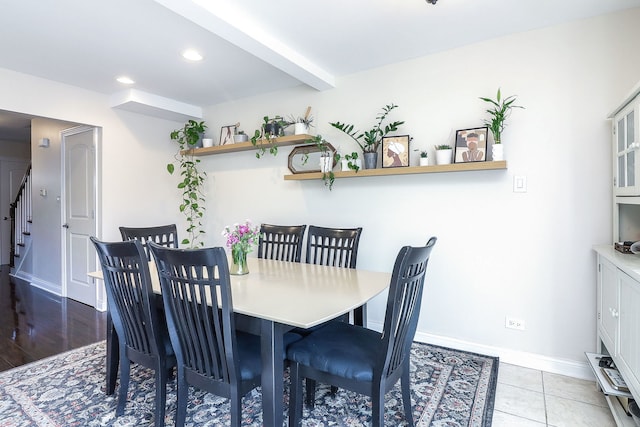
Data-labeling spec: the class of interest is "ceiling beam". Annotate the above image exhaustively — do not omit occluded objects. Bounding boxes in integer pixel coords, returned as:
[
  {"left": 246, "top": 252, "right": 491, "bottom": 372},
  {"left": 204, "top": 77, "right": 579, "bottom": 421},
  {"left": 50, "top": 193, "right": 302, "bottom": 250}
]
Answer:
[{"left": 154, "top": 0, "right": 335, "bottom": 91}]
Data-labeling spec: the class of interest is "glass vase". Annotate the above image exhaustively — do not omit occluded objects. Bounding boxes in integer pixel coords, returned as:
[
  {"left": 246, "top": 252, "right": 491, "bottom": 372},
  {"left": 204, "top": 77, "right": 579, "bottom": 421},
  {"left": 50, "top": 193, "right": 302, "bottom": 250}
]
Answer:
[{"left": 230, "top": 246, "right": 249, "bottom": 275}]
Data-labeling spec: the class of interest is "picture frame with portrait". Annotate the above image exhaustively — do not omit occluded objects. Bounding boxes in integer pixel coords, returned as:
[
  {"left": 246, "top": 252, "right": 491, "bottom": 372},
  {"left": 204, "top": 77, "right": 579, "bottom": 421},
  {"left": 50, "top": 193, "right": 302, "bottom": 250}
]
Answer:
[
  {"left": 219, "top": 124, "right": 237, "bottom": 145},
  {"left": 454, "top": 127, "right": 488, "bottom": 163},
  {"left": 382, "top": 135, "right": 410, "bottom": 168}
]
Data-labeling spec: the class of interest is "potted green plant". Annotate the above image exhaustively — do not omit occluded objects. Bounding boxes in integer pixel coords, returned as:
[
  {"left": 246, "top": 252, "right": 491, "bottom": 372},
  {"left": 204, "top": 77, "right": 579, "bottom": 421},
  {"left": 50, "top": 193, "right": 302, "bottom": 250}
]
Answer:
[
  {"left": 415, "top": 149, "right": 429, "bottom": 166},
  {"left": 306, "top": 134, "right": 338, "bottom": 190},
  {"left": 338, "top": 151, "right": 361, "bottom": 172},
  {"left": 434, "top": 144, "right": 452, "bottom": 165},
  {"left": 289, "top": 106, "right": 314, "bottom": 135},
  {"left": 250, "top": 115, "right": 289, "bottom": 157},
  {"left": 479, "top": 88, "right": 524, "bottom": 160},
  {"left": 330, "top": 104, "right": 405, "bottom": 170},
  {"left": 167, "top": 119, "right": 207, "bottom": 248}
]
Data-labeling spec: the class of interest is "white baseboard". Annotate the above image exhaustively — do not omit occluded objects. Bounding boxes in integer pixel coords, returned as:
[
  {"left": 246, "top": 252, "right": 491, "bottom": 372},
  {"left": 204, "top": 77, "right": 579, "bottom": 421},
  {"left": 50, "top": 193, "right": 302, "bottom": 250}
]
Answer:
[
  {"left": 10, "top": 271, "right": 62, "bottom": 297},
  {"left": 368, "top": 320, "right": 594, "bottom": 381}
]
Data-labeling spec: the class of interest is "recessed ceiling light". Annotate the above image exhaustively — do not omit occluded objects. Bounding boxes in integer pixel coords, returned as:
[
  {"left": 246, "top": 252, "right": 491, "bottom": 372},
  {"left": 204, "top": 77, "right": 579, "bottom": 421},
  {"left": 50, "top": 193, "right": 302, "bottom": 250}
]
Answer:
[
  {"left": 116, "top": 76, "right": 135, "bottom": 85},
  {"left": 182, "top": 49, "right": 203, "bottom": 61}
]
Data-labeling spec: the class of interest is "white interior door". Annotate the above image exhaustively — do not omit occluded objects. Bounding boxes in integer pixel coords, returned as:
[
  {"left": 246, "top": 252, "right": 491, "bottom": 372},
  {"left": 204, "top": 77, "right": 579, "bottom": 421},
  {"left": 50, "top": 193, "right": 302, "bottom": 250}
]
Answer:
[
  {"left": 63, "top": 126, "right": 98, "bottom": 306},
  {"left": 0, "top": 160, "right": 29, "bottom": 265}
]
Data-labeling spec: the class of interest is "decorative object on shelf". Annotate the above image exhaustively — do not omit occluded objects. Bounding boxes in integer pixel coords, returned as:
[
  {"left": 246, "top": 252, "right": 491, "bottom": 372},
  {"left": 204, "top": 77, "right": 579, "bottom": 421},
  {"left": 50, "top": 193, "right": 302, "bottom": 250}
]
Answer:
[
  {"left": 289, "top": 106, "right": 314, "bottom": 135},
  {"left": 250, "top": 116, "right": 289, "bottom": 157},
  {"left": 435, "top": 144, "right": 453, "bottom": 165},
  {"left": 167, "top": 119, "right": 207, "bottom": 248},
  {"left": 454, "top": 127, "right": 488, "bottom": 163},
  {"left": 330, "top": 104, "right": 405, "bottom": 170},
  {"left": 415, "top": 149, "right": 429, "bottom": 166},
  {"left": 382, "top": 135, "right": 411, "bottom": 168},
  {"left": 479, "top": 88, "right": 524, "bottom": 161},
  {"left": 233, "top": 130, "right": 248, "bottom": 143},
  {"left": 219, "top": 124, "right": 236, "bottom": 146},
  {"left": 202, "top": 138, "right": 214, "bottom": 148},
  {"left": 492, "top": 144, "right": 504, "bottom": 162},
  {"left": 222, "top": 220, "right": 261, "bottom": 275},
  {"left": 340, "top": 152, "right": 361, "bottom": 172},
  {"left": 307, "top": 135, "right": 338, "bottom": 190},
  {"left": 287, "top": 142, "right": 337, "bottom": 175}
]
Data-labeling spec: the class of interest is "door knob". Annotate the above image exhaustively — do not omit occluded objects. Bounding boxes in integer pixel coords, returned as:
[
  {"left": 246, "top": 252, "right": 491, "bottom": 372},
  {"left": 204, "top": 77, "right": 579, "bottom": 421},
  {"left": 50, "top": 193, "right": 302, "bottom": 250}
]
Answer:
[{"left": 62, "top": 223, "right": 69, "bottom": 229}]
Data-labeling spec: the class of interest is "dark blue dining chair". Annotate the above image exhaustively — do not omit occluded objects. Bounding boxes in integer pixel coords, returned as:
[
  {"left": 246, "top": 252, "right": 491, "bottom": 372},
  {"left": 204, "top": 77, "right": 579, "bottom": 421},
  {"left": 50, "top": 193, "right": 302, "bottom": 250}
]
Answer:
[
  {"left": 258, "top": 223, "right": 306, "bottom": 262},
  {"left": 148, "top": 242, "right": 300, "bottom": 427},
  {"left": 90, "top": 237, "right": 176, "bottom": 427},
  {"left": 287, "top": 237, "right": 437, "bottom": 427},
  {"left": 119, "top": 224, "right": 179, "bottom": 260}
]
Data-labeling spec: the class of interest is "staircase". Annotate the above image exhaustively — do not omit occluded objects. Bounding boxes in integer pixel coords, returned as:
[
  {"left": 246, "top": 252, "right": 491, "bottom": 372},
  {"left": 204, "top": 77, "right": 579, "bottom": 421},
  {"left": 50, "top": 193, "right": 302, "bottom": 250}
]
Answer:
[{"left": 9, "top": 164, "right": 32, "bottom": 269}]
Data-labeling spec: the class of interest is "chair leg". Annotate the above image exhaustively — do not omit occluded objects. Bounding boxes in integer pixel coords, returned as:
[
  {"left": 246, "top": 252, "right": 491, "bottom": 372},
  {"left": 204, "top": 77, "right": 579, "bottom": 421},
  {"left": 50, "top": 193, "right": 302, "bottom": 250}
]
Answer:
[
  {"left": 330, "top": 385, "right": 338, "bottom": 397},
  {"left": 106, "top": 319, "right": 119, "bottom": 395},
  {"left": 371, "top": 386, "right": 384, "bottom": 427},
  {"left": 116, "top": 354, "right": 131, "bottom": 417},
  {"left": 289, "top": 363, "right": 303, "bottom": 426},
  {"left": 401, "top": 367, "right": 414, "bottom": 427},
  {"left": 154, "top": 365, "right": 168, "bottom": 427},
  {"left": 230, "top": 386, "right": 242, "bottom": 427},
  {"left": 304, "top": 378, "right": 316, "bottom": 408},
  {"left": 174, "top": 370, "right": 188, "bottom": 427}
]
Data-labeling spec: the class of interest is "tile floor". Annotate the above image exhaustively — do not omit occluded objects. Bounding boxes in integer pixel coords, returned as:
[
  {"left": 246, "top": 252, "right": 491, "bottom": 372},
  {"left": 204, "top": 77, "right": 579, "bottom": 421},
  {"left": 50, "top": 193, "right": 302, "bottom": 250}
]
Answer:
[{"left": 492, "top": 362, "right": 620, "bottom": 427}]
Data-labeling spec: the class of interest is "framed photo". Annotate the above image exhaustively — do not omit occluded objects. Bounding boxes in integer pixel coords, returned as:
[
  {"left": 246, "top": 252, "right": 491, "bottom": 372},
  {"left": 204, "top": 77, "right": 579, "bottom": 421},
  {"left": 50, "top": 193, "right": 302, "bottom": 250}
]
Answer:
[
  {"left": 219, "top": 124, "right": 236, "bottom": 145},
  {"left": 382, "top": 135, "right": 410, "bottom": 168},
  {"left": 454, "top": 127, "right": 488, "bottom": 163}
]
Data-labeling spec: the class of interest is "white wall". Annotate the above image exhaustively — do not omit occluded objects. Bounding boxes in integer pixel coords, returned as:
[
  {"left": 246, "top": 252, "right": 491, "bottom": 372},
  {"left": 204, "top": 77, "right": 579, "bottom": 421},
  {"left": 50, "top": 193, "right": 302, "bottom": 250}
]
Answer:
[
  {"left": 0, "top": 8, "right": 638, "bottom": 378},
  {"left": 198, "top": 9, "right": 640, "bottom": 377}
]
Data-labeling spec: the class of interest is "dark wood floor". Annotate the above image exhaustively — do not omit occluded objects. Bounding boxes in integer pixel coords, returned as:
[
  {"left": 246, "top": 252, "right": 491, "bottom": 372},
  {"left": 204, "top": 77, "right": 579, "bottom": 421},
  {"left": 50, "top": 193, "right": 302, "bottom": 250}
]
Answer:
[{"left": 0, "top": 264, "right": 107, "bottom": 372}]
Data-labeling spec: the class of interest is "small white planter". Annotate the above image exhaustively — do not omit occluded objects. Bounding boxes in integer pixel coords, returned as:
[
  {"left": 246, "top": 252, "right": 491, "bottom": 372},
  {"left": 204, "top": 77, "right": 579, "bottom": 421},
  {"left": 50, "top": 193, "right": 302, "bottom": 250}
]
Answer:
[
  {"left": 419, "top": 157, "right": 429, "bottom": 166},
  {"left": 435, "top": 149, "right": 452, "bottom": 165},
  {"left": 202, "top": 138, "right": 214, "bottom": 148},
  {"left": 341, "top": 159, "right": 362, "bottom": 171},
  {"left": 319, "top": 155, "right": 333, "bottom": 173},
  {"left": 492, "top": 144, "right": 504, "bottom": 161},
  {"left": 294, "top": 123, "right": 309, "bottom": 135}
]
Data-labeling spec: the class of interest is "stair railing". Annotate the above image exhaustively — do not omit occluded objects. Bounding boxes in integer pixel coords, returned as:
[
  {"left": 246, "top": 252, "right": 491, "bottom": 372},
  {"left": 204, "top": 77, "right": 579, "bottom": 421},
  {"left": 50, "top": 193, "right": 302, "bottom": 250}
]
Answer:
[{"left": 9, "top": 164, "right": 32, "bottom": 267}]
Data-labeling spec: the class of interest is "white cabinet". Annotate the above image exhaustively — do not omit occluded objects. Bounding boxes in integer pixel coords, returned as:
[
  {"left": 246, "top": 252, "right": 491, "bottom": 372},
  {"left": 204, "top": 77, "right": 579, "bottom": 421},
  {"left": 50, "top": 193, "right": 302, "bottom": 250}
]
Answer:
[
  {"left": 611, "top": 83, "right": 640, "bottom": 196},
  {"left": 593, "top": 247, "right": 640, "bottom": 427}
]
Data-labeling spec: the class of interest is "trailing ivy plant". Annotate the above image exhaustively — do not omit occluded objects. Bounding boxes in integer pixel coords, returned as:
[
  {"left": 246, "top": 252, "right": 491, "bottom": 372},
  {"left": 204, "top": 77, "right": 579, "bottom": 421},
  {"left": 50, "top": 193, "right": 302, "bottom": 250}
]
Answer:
[
  {"left": 250, "top": 116, "right": 289, "bottom": 158},
  {"left": 167, "top": 119, "right": 207, "bottom": 248}
]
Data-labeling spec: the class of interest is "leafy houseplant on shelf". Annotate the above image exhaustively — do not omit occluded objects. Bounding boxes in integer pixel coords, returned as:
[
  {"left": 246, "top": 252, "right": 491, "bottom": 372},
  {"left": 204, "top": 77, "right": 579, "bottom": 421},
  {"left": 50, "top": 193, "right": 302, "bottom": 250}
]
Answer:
[
  {"left": 289, "top": 106, "right": 314, "bottom": 135},
  {"left": 434, "top": 144, "right": 453, "bottom": 165},
  {"left": 306, "top": 135, "right": 338, "bottom": 190},
  {"left": 167, "top": 119, "right": 207, "bottom": 248},
  {"left": 479, "top": 88, "right": 524, "bottom": 161},
  {"left": 415, "top": 149, "right": 429, "bottom": 166},
  {"left": 330, "top": 104, "right": 405, "bottom": 170},
  {"left": 250, "top": 116, "right": 289, "bottom": 158}
]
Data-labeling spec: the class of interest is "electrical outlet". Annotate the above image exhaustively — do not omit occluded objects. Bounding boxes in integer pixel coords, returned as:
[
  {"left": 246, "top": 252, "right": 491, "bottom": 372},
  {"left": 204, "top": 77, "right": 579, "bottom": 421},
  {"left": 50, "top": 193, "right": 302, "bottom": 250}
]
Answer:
[{"left": 505, "top": 316, "right": 525, "bottom": 330}]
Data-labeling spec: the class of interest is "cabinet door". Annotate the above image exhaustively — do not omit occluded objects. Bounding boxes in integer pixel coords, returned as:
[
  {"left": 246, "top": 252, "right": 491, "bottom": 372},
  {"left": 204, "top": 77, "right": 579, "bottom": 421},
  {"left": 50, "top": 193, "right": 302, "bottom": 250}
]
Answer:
[
  {"left": 617, "top": 271, "right": 640, "bottom": 397},
  {"left": 614, "top": 102, "right": 640, "bottom": 196},
  {"left": 598, "top": 256, "right": 618, "bottom": 355}
]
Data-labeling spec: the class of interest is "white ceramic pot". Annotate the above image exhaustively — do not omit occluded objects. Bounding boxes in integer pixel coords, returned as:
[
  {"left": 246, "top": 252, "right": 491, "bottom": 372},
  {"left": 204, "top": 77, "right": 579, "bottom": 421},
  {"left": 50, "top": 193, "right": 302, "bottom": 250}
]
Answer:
[
  {"left": 419, "top": 157, "right": 429, "bottom": 166},
  {"left": 202, "top": 138, "right": 214, "bottom": 148},
  {"left": 435, "top": 149, "right": 452, "bottom": 165},
  {"left": 341, "top": 159, "right": 362, "bottom": 171},
  {"left": 319, "top": 155, "right": 333, "bottom": 173},
  {"left": 294, "top": 123, "right": 309, "bottom": 135},
  {"left": 492, "top": 144, "right": 504, "bottom": 161}
]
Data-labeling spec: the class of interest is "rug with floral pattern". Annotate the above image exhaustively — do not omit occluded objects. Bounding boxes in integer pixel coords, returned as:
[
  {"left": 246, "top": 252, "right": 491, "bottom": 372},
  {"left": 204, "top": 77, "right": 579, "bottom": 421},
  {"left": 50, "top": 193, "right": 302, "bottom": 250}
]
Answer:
[{"left": 0, "top": 341, "right": 497, "bottom": 426}]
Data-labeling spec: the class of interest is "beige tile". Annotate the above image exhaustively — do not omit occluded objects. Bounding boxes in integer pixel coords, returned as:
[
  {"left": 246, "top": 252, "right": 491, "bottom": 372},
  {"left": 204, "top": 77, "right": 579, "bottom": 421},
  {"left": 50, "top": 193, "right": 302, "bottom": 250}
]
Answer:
[
  {"left": 494, "top": 383, "right": 547, "bottom": 423},
  {"left": 543, "top": 372, "right": 609, "bottom": 407},
  {"left": 492, "top": 410, "right": 547, "bottom": 426},
  {"left": 545, "top": 394, "right": 616, "bottom": 427},
  {"left": 498, "top": 363, "right": 544, "bottom": 393}
]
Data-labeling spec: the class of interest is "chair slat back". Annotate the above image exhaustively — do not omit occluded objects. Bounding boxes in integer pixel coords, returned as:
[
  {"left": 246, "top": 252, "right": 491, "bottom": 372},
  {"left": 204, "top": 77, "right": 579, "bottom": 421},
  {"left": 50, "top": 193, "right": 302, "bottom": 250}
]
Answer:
[
  {"left": 381, "top": 237, "right": 437, "bottom": 378},
  {"left": 149, "top": 243, "right": 237, "bottom": 384},
  {"left": 305, "top": 226, "right": 362, "bottom": 268},
  {"left": 258, "top": 224, "right": 306, "bottom": 262},
  {"left": 119, "top": 224, "right": 179, "bottom": 260},
  {"left": 91, "top": 237, "right": 161, "bottom": 356}
]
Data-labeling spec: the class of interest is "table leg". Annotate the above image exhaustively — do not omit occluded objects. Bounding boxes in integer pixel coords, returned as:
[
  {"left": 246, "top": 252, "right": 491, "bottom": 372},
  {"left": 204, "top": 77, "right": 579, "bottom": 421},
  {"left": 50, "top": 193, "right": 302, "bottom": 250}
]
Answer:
[
  {"left": 260, "top": 320, "right": 286, "bottom": 427},
  {"left": 354, "top": 304, "right": 367, "bottom": 327},
  {"left": 106, "top": 311, "right": 119, "bottom": 395}
]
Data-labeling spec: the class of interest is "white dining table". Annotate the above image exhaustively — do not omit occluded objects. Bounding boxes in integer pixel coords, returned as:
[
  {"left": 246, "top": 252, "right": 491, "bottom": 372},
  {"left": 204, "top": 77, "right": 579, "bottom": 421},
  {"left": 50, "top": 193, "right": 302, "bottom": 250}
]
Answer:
[{"left": 89, "top": 256, "right": 391, "bottom": 427}]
